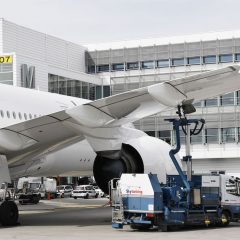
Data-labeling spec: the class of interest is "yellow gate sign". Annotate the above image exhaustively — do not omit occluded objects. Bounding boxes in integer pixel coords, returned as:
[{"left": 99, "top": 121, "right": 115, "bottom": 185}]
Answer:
[{"left": 0, "top": 56, "right": 13, "bottom": 64}]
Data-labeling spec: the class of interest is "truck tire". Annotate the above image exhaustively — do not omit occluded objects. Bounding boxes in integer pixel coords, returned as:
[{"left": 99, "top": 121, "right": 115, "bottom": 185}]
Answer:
[
  {"left": 0, "top": 201, "right": 19, "bottom": 226},
  {"left": 221, "top": 211, "right": 230, "bottom": 227},
  {"left": 84, "top": 194, "right": 89, "bottom": 199},
  {"left": 130, "top": 223, "right": 151, "bottom": 230}
]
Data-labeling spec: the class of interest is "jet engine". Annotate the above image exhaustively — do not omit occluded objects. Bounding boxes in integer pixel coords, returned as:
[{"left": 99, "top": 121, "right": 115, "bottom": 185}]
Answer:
[{"left": 93, "top": 135, "right": 181, "bottom": 193}]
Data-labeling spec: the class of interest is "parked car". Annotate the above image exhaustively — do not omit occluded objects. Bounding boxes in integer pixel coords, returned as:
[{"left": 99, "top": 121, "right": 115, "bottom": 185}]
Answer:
[
  {"left": 93, "top": 186, "right": 105, "bottom": 198},
  {"left": 56, "top": 185, "right": 73, "bottom": 198},
  {"left": 72, "top": 185, "right": 97, "bottom": 199}
]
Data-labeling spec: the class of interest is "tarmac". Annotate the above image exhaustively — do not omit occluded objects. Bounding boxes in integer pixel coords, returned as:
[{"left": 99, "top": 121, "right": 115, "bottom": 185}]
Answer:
[{"left": 0, "top": 198, "right": 240, "bottom": 240}]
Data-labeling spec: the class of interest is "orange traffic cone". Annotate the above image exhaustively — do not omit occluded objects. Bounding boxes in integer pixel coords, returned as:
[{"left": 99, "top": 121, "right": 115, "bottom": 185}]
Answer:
[{"left": 47, "top": 192, "right": 51, "bottom": 200}]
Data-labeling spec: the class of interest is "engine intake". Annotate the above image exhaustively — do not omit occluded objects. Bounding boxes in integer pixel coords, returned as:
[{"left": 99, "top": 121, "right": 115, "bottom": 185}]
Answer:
[{"left": 93, "top": 144, "right": 144, "bottom": 193}]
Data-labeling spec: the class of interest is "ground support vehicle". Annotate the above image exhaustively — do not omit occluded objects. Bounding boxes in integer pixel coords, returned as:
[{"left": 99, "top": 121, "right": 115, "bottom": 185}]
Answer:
[
  {"left": 0, "top": 183, "right": 18, "bottom": 226},
  {"left": 72, "top": 185, "right": 97, "bottom": 199},
  {"left": 17, "top": 177, "right": 57, "bottom": 199},
  {"left": 17, "top": 181, "right": 41, "bottom": 205},
  {"left": 110, "top": 115, "right": 240, "bottom": 231},
  {"left": 57, "top": 185, "right": 73, "bottom": 198}
]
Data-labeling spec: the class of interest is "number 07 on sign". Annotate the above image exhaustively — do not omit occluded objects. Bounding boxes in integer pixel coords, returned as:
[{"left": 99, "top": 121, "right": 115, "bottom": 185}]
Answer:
[{"left": 0, "top": 56, "right": 13, "bottom": 64}]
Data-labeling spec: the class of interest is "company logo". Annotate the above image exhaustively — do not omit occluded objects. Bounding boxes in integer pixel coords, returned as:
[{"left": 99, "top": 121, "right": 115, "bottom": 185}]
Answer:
[
  {"left": 126, "top": 188, "right": 143, "bottom": 195},
  {"left": 21, "top": 64, "right": 35, "bottom": 89}
]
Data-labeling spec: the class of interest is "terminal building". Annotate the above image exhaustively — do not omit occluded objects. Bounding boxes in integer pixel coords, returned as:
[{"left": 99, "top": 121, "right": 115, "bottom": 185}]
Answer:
[{"left": 1, "top": 18, "right": 240, "bottom": 176}]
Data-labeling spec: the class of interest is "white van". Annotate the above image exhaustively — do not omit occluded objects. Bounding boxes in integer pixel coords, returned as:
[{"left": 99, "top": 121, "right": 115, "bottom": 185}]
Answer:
[{"left": 72, "top": 185, "right": 97, "bottom": 199}]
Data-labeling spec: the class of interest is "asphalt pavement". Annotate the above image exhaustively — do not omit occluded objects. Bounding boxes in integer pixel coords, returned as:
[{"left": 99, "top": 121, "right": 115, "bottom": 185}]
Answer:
[{"left": 0, "top": 197, "right": 240, "bottom": 240}]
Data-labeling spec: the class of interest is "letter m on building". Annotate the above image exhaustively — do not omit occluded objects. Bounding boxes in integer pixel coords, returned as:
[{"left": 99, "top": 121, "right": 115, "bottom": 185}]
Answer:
[{"left": 21, "top": 64, "right": 35, "bottom": 88}]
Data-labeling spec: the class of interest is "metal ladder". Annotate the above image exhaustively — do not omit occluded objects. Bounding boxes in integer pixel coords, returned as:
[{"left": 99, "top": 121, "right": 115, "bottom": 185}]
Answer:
[{"left": 109, "top": 179, "right": 124, "bottom": 224}]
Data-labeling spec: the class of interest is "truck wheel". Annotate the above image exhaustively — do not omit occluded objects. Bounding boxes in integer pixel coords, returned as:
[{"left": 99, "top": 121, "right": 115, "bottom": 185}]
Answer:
[
  {"left": 130, "top": 223, "right": 151, "bottom": 230},
  {"left": 221, "top": 211, "right": 230, "bottom": 227},
  {"left": 61, "top": 193, "right": 64, "bottom": 198},
  {"left": 74, "top": 197, "right": 77, "bottom": 199},
  {"left": 161, "top": 225, "right": 169, "bottom": 232},
  {"left": 0, "top": 201, "right": 19, "bottom": 226},
  {"left": 84, "top": 194, "right": 89, "bottom": 199}
]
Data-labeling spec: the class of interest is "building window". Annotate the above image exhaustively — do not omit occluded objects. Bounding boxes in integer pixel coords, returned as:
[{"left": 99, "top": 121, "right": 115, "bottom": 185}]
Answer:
[
  {"left": 88, "top": 65, "right": 95, "bottom": 73},
  {"left": 235, "top": 53, "right": 240, "bottom": 62},
  {"left": 220, "top": 92, "right": 234, "bottom": 106},
  {"left": 203, "top": 55, "right": 216, "bottom": 64},
  {"left": 221, "top": 128, "right": 235, "bottom": 143},
  {"left": 205, "top": 128, "right": 218, "bottom": 143},
  {"left": 97, "top": 65, "right": 109, "bottom": 72},
  {"left": 159, "top": 130, "right": 171, "bottom": 144},
  {"left": 145, "top": 131, "right": 155, "bottom": 137},
  {"left": 191, "top": 133, "right": 202, "bottom": 144},
  {"left": 112, "top": 63, "right": 124, "bottom": 71},
  {"left": 237, "top": 91, "right": 240, "bottom": 105},
  {"left": 219, "top": 54, "right": 232, "bottom": 63},
  {"left": 127, "top": 62, "right": 139, "bottom": 70},
  {"left": 156, "top": 59, "right": 169, "bottom": 68},
  {"left": 187, "top": 56, "right": 200, "bottom": 65},
  {"left": 205, "top": 98, "right": 218, "bottom": 107},
  {"left": 193, "top": 101, "right": 202, "bottom": 107},
  {"left": 171, "top": 58, "right": 185, "bottom": 67},
  {"left": 0, "top": 62, "right": 13, "bottom": 85},
  {"left": 103, "top": 86, "right": 111, "bottom": 97},
  {"left": 141, "top": 61, "right": 154, "bottom": 69}
]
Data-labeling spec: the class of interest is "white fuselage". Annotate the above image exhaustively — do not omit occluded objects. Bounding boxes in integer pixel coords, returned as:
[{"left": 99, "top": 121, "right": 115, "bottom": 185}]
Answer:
[{"left": 0, "top": 84, "right": 96, "bottom": 179}]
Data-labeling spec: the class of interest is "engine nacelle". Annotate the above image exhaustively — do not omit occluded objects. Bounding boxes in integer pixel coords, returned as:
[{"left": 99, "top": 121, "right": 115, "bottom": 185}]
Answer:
[{"left": 93, "top": 136, "right": 181, "bottom": 193}]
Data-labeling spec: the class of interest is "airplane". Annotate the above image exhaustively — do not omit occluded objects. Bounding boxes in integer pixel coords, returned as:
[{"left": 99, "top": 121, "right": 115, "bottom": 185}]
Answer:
[{"left": 0, "top": 65, "right": 240, "bottom": 226}]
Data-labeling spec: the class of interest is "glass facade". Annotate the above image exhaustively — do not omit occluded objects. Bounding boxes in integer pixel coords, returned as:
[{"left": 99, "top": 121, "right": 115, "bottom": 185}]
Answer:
[
  {"left": 127, "top": 62, "right": 139, "bottom": 70},
  {"left": 203, "top": 55, "right": 216, "bottom": 64},
  {"left": 220, "top": 92, "right": 234, "bottom": 106},
  {"left": 112, "top": 63, "right": 124, "bottom": 71},
  {"left": 235, "top": 53, "right": 240, "bottom": 62},
  {"left": 159, "top": 130, "right": 171, "bottom": 144},
  {"left": 141, "top": 61, "right": 154, "bottom": 69},
  {"left": 205, "top": 98, "right": 218, "bottom": 107},
  {"left": 0, "top": 63, "right": 13, "bottom": 85},
  {"left": 221, "top": 128, "right": 235, "bottom": 143},
  {"left": 187, "top": 56, "right": 200, "bottom": 65},
  {"left": 205, "top": 128, "right": 218, "bottom": 143},
  {"left": 48, "top": 74, "right": 110, "bottom": 100},
  {"left": 156, "top": 59, "right": 169, "bottom": 68},
  {"left": 219, "top": 54, "right": 232, "bottom": 63},
  {"left": 97, "top": 64, "right": 109, "bottom": 73},
  {"left": 171, "top": 58, "right": 185, "bottom": 66}
]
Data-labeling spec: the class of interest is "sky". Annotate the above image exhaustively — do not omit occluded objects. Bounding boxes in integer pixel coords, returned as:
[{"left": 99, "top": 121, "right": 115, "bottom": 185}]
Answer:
[{"left": 0, "top": 0, "right": 240, "bottom": 45}]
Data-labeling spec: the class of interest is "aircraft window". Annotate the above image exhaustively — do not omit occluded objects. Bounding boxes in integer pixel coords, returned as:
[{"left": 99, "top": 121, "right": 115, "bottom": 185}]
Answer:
[
  {"left": 6, "top": 111, "right": 10, "bottom": 118},
  {"left": 29, "top": 114, "right": 32, "bottom": 119},
  {"left": 12, "top": 112, "right": 16, "bottom": 119},
  {"left": 0, "top": 110, "right": 4, "bottom": 118},
  {"left": 24, "top": 113, "right": 27, "bottom": 120},
  {"left": 34, "top": 114, "right": 37, "bottom": 118},
  {"left": 18, "top": 112, "right": 22, "bottom": 120}
]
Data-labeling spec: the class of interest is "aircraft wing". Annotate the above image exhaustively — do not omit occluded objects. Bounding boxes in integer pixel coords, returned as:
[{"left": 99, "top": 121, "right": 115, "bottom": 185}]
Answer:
[
  {"left": 66, "top": 65, "right": 240, "bottom": 127},
  {"left": 2, "top": 65, "right": 240, "bottom": 160}
]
